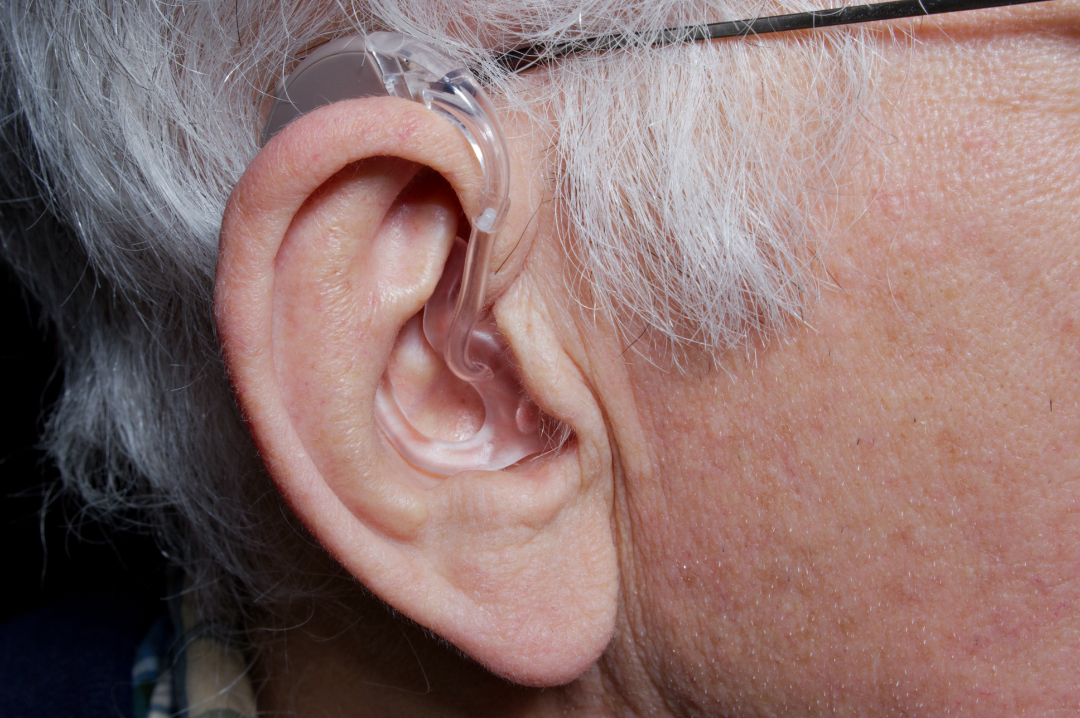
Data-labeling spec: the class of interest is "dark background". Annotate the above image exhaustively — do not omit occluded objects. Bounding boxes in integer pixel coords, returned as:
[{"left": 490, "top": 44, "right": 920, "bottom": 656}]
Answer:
[{"left": 0, "top": 265, "right": 165, "bottom": 623}]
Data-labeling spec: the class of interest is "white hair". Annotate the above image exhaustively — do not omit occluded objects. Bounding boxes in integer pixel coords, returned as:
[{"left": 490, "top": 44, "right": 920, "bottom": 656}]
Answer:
[
  {"left": 0, "top": 0, "right": 877, "bottom": 619},
  {"left": 372, "top": 0, "right": 879, "bottom": 353}
]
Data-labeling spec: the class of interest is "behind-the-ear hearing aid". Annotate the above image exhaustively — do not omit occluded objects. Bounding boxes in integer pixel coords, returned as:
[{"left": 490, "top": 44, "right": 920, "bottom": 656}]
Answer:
[{"left": 262, "top": 33, "right": 543, "bottom": 475}]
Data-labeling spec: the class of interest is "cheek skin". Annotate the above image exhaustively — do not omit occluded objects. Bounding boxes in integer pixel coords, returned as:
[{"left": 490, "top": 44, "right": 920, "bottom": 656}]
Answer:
[
  {"left": 608, "top": 22, "right": 1080, "bottom": 718},
  {"left": 622, "top": 237, "right": 1080, "bottom": 716}
]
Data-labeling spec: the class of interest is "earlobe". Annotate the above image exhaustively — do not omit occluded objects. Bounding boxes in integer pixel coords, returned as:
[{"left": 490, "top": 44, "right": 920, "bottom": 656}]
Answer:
[{"left": 216, "top": 98, "right": 617, "bottom": 686}]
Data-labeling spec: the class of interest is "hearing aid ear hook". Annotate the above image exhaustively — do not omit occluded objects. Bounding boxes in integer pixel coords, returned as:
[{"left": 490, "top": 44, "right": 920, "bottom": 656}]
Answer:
[{"left": 262, "top": 33, "right": 543, "bottom": 474}]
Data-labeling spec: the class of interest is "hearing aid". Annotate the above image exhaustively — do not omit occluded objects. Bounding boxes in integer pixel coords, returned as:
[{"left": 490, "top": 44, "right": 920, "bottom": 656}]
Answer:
[{"left": 262, "top": 33, "right": 544, "bottom": 474}]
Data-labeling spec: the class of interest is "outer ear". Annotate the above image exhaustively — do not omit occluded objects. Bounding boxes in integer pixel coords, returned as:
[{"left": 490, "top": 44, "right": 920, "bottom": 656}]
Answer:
[{"left": 215, "top": 98, "right": 617, "bottom": 685}]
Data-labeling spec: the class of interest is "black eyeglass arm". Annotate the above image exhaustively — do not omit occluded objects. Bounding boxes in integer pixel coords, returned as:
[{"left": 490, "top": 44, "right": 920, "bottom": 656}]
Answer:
[{"left": 497, "top": 0, "right": 1055, "bottom": 71}]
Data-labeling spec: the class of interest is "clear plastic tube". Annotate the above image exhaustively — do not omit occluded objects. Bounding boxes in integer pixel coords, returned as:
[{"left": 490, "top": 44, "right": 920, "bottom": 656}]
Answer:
[
  {"left": 375, "top": 239, "right": 544, "bottom": 474},
  {"left": 366, "top": 32, "right": 511, "bottom": 381}
]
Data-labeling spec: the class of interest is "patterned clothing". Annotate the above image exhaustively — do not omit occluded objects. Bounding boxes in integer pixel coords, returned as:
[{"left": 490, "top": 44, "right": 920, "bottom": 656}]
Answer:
[{"left": 132, "top": 585, "right": 255, "bottom": 718}]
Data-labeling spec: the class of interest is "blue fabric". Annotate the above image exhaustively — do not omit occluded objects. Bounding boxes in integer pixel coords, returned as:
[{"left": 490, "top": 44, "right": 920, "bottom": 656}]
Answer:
[
  {"left": 129, "top": 576, "right": 256, "bottom": 718},
  {"left": 0, "top": 594, "right": 161, "bottom": 718},
  {"left": 131, "top": 615, "right": 174, "bottom": 718}
]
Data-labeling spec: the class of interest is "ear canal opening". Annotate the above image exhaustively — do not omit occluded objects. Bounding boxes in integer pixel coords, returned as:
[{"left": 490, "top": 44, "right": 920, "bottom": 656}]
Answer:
[{"left": 375, "top": 238, "right": 545, "bottom": 475}]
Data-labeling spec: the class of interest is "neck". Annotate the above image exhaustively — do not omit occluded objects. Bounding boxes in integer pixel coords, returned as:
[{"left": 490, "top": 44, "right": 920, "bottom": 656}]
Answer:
[
  {"left": 248, "top": 591, "right": 680, "bottom": 718},
  {"left": 250, "top": 598, "right": 556, "bottom": 717}
]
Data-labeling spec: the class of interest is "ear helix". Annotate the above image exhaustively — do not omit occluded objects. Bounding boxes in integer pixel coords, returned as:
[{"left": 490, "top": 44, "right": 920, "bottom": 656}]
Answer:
[{"left": 263, "top": 32, "right": 543, "bottom": 474}]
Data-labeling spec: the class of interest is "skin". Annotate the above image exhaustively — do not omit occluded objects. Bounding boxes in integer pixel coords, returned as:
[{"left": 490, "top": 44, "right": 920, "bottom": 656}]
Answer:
[
  {"left": 578, "top": 10, "right": 1080, "bottom": 715},
  {"left": 588, "top": 10, "right": 1080, "bottom": 715},
  {"left": 249, "top": 5, "right": 1080, "bottom": 716}
]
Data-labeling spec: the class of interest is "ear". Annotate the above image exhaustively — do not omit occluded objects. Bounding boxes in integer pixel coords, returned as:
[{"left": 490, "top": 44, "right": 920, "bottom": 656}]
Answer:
[{"left": 215, "top": 98, "right": 617, "bottom": 685}]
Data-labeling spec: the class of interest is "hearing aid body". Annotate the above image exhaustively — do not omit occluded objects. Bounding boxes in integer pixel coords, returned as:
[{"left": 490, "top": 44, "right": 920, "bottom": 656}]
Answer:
[{"left": 263, "top": 33, "right": 543, "bottom": 474}]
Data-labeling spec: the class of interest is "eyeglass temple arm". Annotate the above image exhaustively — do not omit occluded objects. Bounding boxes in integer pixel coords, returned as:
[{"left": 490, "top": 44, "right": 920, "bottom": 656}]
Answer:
[{"left": 497, "top": 0, "right": 1057, "bottom": 72}]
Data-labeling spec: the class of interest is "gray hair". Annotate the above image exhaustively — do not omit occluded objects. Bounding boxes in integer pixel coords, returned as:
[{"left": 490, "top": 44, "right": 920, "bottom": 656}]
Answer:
[{"left": 0, "top": 0, "right": 877, "bottom": 620}]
